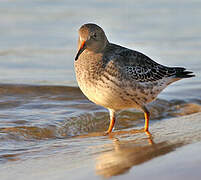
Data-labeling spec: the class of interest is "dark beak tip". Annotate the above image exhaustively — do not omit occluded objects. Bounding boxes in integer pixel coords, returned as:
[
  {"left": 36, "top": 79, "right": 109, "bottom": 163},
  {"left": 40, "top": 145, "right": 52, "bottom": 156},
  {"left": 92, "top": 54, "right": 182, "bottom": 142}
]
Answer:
[
  {"left": 74, "top": 42, "right": 86, "bottom": 61},
  {"left": 75, "top": 51, "right": 81, "bottom": 61}
]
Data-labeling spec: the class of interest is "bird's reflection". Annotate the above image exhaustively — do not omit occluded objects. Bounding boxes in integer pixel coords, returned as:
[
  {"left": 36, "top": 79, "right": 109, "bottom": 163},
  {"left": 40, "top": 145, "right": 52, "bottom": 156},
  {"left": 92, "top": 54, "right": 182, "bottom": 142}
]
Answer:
[{"left": 95, "top": 131, "right": 182, "bottom": 178}]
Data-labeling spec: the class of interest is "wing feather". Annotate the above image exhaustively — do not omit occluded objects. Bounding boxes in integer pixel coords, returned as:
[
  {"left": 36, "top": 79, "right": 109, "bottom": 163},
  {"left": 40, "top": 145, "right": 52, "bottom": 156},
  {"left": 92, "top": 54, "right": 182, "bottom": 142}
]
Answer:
[{"left": 107, "top": 47, "right": 191, "bottom": 82}]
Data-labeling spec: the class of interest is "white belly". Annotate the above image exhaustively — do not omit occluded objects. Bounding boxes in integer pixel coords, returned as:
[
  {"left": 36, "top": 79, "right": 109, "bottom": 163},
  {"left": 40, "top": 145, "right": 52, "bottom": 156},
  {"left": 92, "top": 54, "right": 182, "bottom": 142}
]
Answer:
[{"left": 79, "top": 84, "right": 124, "bottom": 109}]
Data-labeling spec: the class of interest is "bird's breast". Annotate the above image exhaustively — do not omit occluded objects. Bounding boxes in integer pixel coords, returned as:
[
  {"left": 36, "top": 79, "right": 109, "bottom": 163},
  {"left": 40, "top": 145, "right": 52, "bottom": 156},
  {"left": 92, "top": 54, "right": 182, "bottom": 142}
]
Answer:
[{"left": 75, "top": 62, "right": 141, "bottom": 110}]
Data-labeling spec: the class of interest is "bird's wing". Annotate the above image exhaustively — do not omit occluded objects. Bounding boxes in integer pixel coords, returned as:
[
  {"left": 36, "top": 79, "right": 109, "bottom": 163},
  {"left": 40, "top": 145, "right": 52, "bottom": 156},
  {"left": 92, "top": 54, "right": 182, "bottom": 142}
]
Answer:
[{"left": 110, "top": 47, "right": 187, "bottom": 82}]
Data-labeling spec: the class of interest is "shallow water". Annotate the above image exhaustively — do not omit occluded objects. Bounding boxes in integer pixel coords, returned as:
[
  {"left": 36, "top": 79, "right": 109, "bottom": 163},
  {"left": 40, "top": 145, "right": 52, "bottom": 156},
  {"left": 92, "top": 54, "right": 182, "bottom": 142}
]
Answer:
[
  {"left": 0, "top": 0, "right": 201, "bottom": 179},
  {"left": 0, "top": 84, "right": 200, "bottom": 165},
  {"left": 1, "top": 112, "right": 201, "bottom": 180}
]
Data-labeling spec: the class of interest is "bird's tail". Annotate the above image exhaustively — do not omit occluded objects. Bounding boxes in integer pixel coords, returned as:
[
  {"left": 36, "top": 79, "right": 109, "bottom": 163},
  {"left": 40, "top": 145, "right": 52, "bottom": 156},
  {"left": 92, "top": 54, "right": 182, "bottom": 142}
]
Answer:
[{"left": 173, "top": 67, "right": 195, "bottom": 78}]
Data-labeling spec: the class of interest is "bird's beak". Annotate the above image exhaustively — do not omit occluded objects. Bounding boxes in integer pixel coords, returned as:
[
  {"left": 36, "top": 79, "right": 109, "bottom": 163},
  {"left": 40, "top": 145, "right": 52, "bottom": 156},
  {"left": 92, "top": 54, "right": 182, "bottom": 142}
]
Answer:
[{"left": 75, "top": 41, "right": 86, "bottom": 61}]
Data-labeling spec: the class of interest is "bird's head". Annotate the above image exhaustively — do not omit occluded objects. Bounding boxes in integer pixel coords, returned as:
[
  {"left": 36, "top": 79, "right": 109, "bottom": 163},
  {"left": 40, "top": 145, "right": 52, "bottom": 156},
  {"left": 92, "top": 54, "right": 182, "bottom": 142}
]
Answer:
[{"left": 75, "top": 23, "right": 108, "bottom": 61}]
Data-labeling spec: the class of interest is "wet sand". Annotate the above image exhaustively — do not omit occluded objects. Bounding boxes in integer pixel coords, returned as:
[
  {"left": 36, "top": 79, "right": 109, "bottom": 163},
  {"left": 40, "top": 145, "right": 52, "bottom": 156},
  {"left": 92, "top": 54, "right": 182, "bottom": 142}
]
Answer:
[{"left": 1, "top": 112, "right": 201, "bottom": 180}]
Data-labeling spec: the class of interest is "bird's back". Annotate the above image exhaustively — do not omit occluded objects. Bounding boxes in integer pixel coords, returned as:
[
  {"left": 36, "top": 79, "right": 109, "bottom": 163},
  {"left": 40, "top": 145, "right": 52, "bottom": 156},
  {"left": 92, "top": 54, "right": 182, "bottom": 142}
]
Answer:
[{"left": 103, "top": 43, "right": 194, "bottom": 83}]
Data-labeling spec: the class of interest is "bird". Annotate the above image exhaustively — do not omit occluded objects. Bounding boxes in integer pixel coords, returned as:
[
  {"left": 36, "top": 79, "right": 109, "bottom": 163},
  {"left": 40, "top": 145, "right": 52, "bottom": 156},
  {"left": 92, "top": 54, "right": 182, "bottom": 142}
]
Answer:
[{"left": 74, "top": 23, "right": 195, "bottom": 134}]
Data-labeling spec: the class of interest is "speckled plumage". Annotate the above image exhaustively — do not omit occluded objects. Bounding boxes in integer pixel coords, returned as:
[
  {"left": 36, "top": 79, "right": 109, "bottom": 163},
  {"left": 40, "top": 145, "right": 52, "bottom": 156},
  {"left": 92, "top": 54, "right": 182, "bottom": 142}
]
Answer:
[{"left": 74, "top": 23, "right": 195, "bottom": 133}]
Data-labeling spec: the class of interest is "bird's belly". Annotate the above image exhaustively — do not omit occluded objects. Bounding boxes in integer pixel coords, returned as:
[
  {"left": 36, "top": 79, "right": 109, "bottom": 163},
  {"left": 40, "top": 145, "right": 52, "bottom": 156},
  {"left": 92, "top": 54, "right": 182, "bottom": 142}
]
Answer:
[
  {"left": 77, "top": 80, "right": 157, "bottom": 110},
  {"left": 78, "top": 82, "right": 139, "bottom": 110}
]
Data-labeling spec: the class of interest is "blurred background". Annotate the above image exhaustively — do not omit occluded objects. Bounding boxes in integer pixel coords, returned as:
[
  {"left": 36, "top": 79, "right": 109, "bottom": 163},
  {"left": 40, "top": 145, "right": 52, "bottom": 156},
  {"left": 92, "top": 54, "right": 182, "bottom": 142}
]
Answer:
[{"left": 0, "top": 0, "right": 200, "bottom": 98}]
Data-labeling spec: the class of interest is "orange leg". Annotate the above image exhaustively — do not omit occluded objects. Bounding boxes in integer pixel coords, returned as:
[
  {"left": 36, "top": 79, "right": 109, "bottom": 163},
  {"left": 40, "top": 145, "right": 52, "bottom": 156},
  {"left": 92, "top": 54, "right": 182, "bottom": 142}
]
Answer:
[
  {"left": 106, "top": 110, "right": 116, "bottom": 134},
  {"left": 145, "top": 131, "right": 154, "bottom": 145},
  {"left": 144, "top": 112, "right": 150, "bottom": 131},
  {"left": 143, "top": 106, "right": 150, "bottom": 132}
]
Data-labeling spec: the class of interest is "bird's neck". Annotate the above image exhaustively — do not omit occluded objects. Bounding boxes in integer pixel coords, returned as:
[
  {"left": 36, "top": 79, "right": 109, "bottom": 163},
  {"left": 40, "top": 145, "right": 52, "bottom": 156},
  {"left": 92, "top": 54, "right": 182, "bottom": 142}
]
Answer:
[{"left": 74, "top": 49, "right": 104, "bottom": 79}]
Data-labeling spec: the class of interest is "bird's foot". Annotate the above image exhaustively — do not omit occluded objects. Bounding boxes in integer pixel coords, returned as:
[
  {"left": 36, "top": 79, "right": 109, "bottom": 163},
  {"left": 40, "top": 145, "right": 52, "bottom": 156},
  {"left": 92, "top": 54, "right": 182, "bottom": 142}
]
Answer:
[
  {"left": 103, "top": 131, "right": 110, "bottom": 136},
  {"left": 144, "top": 129, "right": 151, "bottom": 135},
  {"left": 144, "top": 130, "right": 153, "bottom": 145}
]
